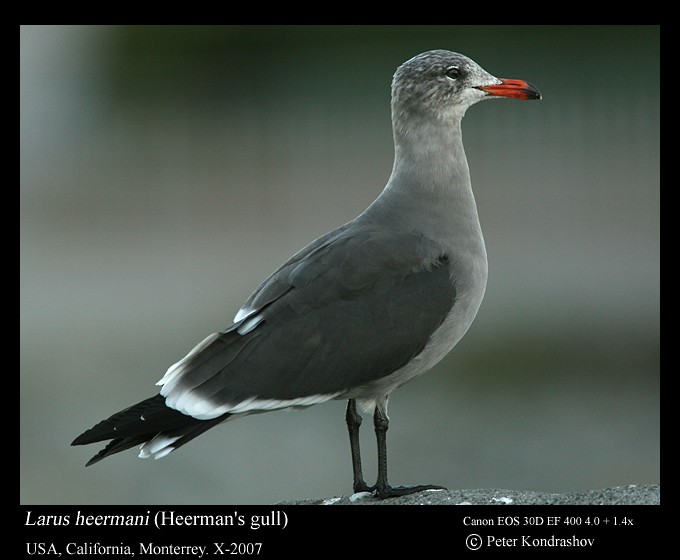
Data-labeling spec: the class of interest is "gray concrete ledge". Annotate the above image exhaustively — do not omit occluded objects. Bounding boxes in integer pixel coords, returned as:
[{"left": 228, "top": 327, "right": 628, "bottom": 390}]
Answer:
[{"left": 282, "top": 484, "right": 659, "bottom": 505}]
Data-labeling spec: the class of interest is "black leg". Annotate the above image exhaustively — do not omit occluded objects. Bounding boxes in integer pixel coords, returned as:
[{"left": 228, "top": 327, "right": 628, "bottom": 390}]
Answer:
[
  {"left": 372, "top": 399, "right": 446, "bottom": 500},
  {"left": 345, "top": 399, "right": 372, "bottom": 493}
]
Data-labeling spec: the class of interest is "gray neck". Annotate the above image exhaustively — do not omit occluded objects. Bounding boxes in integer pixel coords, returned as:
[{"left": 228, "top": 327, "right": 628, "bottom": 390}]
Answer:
[{"left": 361, "top": 113, "right": 486, "bottom": 257}]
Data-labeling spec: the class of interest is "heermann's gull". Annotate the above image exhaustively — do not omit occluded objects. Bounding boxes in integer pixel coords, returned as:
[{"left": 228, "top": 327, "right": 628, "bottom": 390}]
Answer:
[{"left": 72, "top": 50, "right": 541, "bottom": 499}]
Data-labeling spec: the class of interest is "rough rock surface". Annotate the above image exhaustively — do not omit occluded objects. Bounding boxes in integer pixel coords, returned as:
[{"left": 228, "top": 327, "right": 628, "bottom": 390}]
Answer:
[{"left": 281, "top": 484, "right": 659, "bottom": 505}]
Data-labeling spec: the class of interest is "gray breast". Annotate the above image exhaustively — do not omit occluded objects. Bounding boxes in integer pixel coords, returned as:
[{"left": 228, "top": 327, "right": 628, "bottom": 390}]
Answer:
[{"left": 341, "top": 251, "right": 487, "bottom": 409}]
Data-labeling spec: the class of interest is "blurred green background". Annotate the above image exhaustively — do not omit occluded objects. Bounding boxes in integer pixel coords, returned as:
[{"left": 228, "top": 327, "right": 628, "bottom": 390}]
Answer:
[{"left": 20, "top": 25, "right": 659, "bottom": 504}]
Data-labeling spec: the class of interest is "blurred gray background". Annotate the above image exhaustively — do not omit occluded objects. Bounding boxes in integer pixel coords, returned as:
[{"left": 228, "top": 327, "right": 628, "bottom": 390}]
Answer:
[{"left": 21, "top": 25, "right": 659, "bottom": 504}]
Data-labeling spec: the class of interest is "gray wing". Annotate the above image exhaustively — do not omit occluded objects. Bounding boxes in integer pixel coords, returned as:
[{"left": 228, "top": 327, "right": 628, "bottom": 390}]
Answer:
[{"left": 157, "top": 222, "right": 457, "bottom": 420}]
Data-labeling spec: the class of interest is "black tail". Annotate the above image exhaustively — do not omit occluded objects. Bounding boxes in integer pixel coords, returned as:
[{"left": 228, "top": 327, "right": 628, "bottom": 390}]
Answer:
[{"left": 72, "top": 395, "right": 229, "bottom": 466}]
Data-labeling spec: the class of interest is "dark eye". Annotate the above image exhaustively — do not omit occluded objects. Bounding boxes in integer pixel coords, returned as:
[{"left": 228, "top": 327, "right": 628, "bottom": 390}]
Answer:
[{"left": 445, "top": 66, "right": 461, "bottom": 80}]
